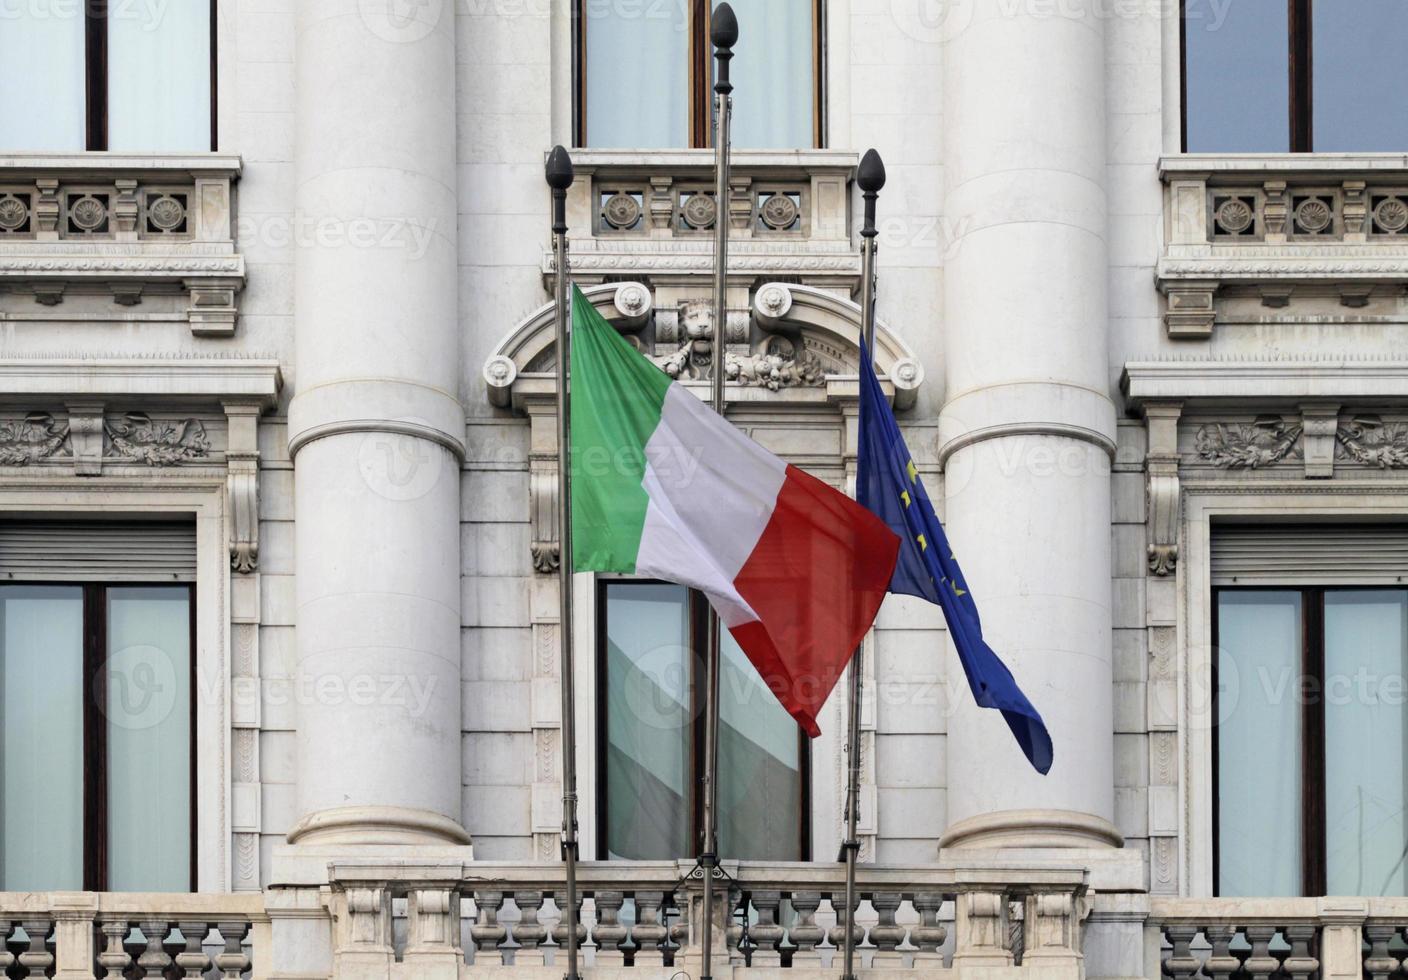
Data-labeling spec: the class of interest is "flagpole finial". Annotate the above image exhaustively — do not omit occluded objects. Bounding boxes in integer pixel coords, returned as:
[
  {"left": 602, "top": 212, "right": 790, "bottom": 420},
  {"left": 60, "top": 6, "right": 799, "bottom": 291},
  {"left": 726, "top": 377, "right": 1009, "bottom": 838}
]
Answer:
[
  {"left": 545, "top": 144, "right": 574, "bottom": 191},
  {"left": 712, "top": 3, "right": 737, "bottom": 93},
  {"left": 859, "top": 149, "right": 886, "bottom": 240},
  {"left": 546, "top": 145, "right": 574, "bottom": 234}
]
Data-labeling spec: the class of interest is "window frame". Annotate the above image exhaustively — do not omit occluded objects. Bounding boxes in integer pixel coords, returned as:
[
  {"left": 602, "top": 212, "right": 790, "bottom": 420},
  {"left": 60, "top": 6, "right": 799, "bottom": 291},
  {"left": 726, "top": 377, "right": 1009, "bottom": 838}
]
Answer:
[
  {"left": 572, "top": 0, "right": 825, "bottom": 150},
  {"left": 1, "top": 580, "right": 197, "bottom": 892},
  {"left": 1179, "top": 0, "right": 1313, "bottom": 153},
  {"left": 593, "top": 578, "right": 812, "bottom": 862},
  {"left": 76, "top": 0, "right": 219, "bottom": 152},
  {"left": 1210, "top": 585, "right": 1408, "bottom": 897}
]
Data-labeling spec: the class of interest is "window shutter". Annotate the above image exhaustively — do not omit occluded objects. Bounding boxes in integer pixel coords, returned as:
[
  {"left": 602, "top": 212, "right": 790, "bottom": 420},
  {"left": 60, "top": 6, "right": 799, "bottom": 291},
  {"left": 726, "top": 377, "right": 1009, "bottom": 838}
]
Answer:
[
  {"left": 1210, "top": 524, "right": 1408, "bottom": 587},
  {"left": 0, "top": 520, "right": 197, "bottom": 583}
]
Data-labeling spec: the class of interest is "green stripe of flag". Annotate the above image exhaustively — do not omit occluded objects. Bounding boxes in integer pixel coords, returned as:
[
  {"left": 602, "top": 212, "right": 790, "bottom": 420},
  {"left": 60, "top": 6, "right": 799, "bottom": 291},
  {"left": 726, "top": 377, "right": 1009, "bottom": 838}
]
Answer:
[{"left": 569, "top": 285, "right": 672, "bottom": 572}]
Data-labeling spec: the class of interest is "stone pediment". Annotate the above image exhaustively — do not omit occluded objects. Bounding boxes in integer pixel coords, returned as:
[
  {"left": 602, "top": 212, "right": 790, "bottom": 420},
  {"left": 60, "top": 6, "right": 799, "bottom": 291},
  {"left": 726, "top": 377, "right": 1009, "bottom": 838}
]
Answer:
[{"left": 484, "top": 281, "right": 924, "bottom": 413}]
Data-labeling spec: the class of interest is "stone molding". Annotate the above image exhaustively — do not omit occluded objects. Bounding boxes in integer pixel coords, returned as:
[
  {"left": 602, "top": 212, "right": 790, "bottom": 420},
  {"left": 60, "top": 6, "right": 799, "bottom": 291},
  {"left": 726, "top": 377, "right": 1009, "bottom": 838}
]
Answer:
[{"left": 0, "top": 153, "right": 245, "bottom": 336}]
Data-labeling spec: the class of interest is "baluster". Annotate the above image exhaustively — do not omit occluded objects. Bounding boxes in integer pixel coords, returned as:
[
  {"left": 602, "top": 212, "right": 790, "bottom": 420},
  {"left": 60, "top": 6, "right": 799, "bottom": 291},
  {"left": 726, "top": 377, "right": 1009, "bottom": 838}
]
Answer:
[
  {"left": 593, "top": 891, "right": 627, "bottom": 966},
  {"left": 97, "top": 918, "right": 132, "bottom": 979},
  {"left": 828, "top": 892, "right": 865, "bottom": 964},
  {"left": 1204, "top": 925, "right": 1240, "bottom": 980},
  {"left": 19, "top": 919, "right": 54, "bottom": 979},
  {"left": 869, "top": 892, "right": 906, "bottom": 968},
  {"left": 750, "top": 891, "right": 785, "bottom": 967},
  {"left": 1364, "top": 926, "right": 1398, "bottom": 980},
  {"left": 513, "top": 891, "right": 547, "bottom": 966},
  {"left": 470, "top": 892, "right": 507, "bottom": 966},
  {"left": 215, "top": 920, "right": 252, "bottom": 980},
  {"left": 0, "top": 921, "right": 14, "bottom": 977},
  {"left": 726, "top": 889, "right": 746, "bottom": 967},
  {"left": 789, "top": 891, "right": 824, "bottom": 967},
  {"left": 1163, "top": 925, "right": 1202, "bottom": 980},
  {"left": 175, "top": 921, "right": 212, "bottom": 979},
  {"left": 1281, "top": 925, "right": 1318, "bottom": 980},
  {"left": 912, "top": 893, "right": 948, "bottom": 966},
  {"left": 135, "top": 920, "right": 172, "bottom": 979},
  {"left": 667, "top": 899, "right": 690, "bottom": 966},
  {"left": 1242, "top": 925, "right": 1280, "bottom": 980},
  {"left": 549, "top": 891, "right": 586, "bottom": 964},
  {"left": 633, "top": 891, "right": 669, "bottom": 967}
]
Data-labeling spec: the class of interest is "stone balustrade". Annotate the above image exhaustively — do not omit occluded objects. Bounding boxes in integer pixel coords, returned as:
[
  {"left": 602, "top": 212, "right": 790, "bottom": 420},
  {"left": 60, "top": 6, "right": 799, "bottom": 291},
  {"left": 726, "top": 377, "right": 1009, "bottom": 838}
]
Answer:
[
  {"left": 547, "top": 149, "right": 862, "bottom": 292},
  {"left": 1157, "top": 155, "right": 1408, "bottom": 337},
  {"left": 1151, "top": 896, "right": 1403, "bottom": 980},
  {"left": 0, "top": 891, "right": 264, "bottom": 980},
  {"left": 0, "top": 153, "right": 244, "bottom": 335},
  {"left": 322, "top": 859, "right": 1089, "bottom": 979}
]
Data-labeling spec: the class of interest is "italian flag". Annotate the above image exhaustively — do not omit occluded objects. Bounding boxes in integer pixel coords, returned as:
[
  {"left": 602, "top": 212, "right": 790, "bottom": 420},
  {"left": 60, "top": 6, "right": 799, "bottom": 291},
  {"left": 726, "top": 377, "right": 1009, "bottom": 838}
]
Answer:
[{"left": 569, "top": 286, "right": 900, "bottom": 737}]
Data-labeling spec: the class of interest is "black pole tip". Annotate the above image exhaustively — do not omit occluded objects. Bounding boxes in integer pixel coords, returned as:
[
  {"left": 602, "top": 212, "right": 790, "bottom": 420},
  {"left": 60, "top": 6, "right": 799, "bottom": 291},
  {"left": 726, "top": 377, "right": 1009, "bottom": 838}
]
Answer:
[
  {"left": 858, "top": 149, "right": 886, "bottom": 194},
  {"left": 711, "top": 2, "right": 738, "bottom": 50},
  {"left": 545, "top": 145, "right": 574, "bottom": 191}
]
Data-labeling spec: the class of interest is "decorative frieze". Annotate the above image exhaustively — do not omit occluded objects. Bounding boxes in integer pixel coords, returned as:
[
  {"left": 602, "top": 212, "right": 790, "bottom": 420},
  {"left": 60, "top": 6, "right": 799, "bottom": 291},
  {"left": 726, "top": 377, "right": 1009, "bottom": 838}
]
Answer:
[
  {"left": 105, "top": 413, "right": 211, "bottom": 466},
  {"left": 0, "top": 154, "right": 245, "bottom": 335},
  {"left": 1194, "top": 416, "right": 1302, "bottom": 469},
  {"left": 0, "top": 412, "right": 68, "bottom": 465},
  {"left": 1337, "top": 415, "right": 1408, "bottom": 468}
]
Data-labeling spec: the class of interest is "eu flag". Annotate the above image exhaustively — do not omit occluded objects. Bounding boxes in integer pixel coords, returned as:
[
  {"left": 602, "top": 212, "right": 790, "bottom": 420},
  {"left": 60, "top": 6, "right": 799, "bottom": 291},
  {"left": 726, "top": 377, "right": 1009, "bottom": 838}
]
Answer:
[{"left": 856, "top": 341, "right": 1053, "bottom": 774}]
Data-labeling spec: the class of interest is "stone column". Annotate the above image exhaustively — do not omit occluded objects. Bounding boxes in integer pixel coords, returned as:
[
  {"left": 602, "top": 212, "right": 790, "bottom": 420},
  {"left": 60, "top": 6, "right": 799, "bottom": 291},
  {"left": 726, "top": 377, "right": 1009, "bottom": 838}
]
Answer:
[
  {"left": 938, "top": 0, "right": 1119, "bottom": 848},
  {"left": 286, "top": 0, "right": 466, "bottom": 846}
]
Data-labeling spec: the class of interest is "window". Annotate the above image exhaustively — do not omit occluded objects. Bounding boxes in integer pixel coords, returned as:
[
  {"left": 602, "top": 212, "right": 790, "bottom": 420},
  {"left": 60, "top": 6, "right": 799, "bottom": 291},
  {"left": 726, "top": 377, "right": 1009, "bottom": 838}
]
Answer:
[
  {"left": 1215, "top": 588, "right": 1408, "bottom": 897},
  {"left": 575, "top": 0, "right": 822, "bottom": 149},
  {"left": 598, "top": 581, "right": 808, "bottom": 861},
  {"left": 1183, "top": 0, "right": 1408, "bottom": 152},
  {"left": 0, "top": 584, "right": 193, "bottom": 891},
  {"left": 0, "top": 0, "right": 216, "bottom": 152}
]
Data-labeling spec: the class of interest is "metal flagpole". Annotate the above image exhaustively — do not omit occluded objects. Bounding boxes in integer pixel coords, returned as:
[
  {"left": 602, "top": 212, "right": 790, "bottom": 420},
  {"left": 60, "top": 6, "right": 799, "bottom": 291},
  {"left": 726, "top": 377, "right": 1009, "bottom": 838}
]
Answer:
[
  {"left": 545, "top": 144, "right": 582, "bottom": 980},
  {"left": 840, "top": 148, "right": 886, "bottom": 980},
  {"left": 700, "top": 6, "right": 736, "bottom": 980}
]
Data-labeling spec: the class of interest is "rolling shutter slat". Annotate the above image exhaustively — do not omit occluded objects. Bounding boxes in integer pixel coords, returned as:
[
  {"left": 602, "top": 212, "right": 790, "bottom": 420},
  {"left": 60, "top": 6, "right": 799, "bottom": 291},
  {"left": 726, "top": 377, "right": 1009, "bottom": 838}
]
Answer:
[
  {"left": 1210, "top": 525, "right": 1408, "bottom": 586},
  {"left": 0, "top": 521, "right": 197, "bottom": 582}
]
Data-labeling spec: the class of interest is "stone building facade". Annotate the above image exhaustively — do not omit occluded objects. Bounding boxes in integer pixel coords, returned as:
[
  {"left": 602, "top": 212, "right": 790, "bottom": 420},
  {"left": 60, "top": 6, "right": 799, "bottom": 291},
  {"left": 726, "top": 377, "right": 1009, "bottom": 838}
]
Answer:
[{"left": 2, "top": 0, "right": 1408, "bottom": 977}]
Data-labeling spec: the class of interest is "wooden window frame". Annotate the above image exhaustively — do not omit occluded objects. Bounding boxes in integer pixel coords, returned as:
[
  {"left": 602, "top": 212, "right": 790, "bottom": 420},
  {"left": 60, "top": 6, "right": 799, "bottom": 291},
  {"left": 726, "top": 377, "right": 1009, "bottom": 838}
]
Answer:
[
  {"left": 2, "top": 582, "right": 197, "bottom": 892},
  {"left": 594, "top": 579, "right": 812, "bottom": 862},
  {"left": 1179, "top": 0, "right": 1313, "bottom": 152},
  {"left": 79, "top": 0, "right": 218, "bottom": 152},
  {"left": 573, "top": 0, "right": 825, "bottom": 149},
  {"left": 1210, "top": 585, "right": 1407, "bottom": 898}
]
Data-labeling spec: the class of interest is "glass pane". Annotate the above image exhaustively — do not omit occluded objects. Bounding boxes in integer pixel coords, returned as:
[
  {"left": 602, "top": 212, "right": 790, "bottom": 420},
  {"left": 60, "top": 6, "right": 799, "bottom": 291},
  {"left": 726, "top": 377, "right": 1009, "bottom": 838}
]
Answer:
[
  {"left": 1184, "top": 0, "right": 1289, "bottom": 152},
  {"left": 728, "top": 0, "right": 815, "bottom": 149},
  {"left": 718, "top": 631, "right": 803, "bottom": 859},
  {"left": 107, "top": 0, "right": 211, "bottom": 151},
  {"left": 0, "top": 9, "right": 85, "bottom": 150},
  {"left": 1217, "top": 590, "right": 1303, "bottom": 896},
  {"left": 603, "top": 583, "right": 692, "bottom": 859},
  {"left": 584, "top": 2, "right": 688, "bottom": 148},
  {"left": 106, "top": 587, "right": 191, "bottom": 891},
  {"left": 0, "top": 586, "right": 84, "bottom": 890},
  {"left": 1313, "top": 0, "right": 1408, "bottom": 151},
  {"left": 1325, "top": 590, "right": 1408, "bottom": 896}
]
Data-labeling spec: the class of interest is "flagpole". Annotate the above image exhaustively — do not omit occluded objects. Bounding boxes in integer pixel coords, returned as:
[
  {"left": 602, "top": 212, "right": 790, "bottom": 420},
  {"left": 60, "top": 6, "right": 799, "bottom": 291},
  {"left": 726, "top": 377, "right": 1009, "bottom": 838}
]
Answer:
[
  {"left": 545, "top": 144, "right": 581, "bottom": 980},
  {"left": 840, "top": 148, "right": 886, "bottom": 980},
  {"left": 700, "top": 6, "right": 736, "bottom": 980}
]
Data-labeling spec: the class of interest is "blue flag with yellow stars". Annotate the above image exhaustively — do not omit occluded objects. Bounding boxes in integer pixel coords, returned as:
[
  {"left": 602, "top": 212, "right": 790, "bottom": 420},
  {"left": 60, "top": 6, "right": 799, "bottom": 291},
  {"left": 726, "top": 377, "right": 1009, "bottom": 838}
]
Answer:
[{"left": 856, "top": 340, "right": 1053, "bottom": 774}]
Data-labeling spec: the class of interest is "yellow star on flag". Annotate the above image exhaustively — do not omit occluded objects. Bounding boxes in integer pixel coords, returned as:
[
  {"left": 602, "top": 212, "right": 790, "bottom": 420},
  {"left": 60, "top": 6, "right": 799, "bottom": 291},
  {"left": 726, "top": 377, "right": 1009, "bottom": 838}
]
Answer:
[{"left": 906, "top": 459, "right": 918, "bottom": 483}]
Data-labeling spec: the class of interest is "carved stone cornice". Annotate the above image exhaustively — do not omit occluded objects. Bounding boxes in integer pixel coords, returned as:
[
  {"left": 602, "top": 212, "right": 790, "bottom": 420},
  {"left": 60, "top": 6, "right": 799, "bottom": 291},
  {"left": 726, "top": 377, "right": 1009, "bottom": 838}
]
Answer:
[{"left": 1123, "top": 358, "right": 1408, "bottom": 404}]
